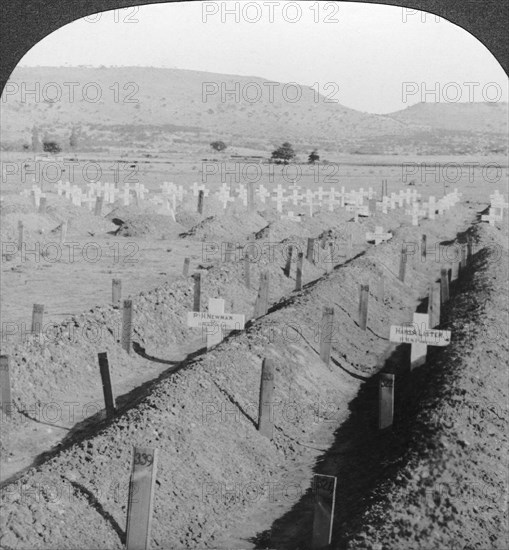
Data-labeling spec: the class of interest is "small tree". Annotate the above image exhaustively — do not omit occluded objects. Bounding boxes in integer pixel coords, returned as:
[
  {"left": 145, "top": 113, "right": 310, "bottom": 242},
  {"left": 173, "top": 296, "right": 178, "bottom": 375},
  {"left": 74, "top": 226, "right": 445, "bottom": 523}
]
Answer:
[
  {"left": 210, "top": 140, "right": 227, "bottom": 152},
  {"left": 42, "top": 139, "right": 62, "bottom": 154},
  {"left": 271, "top": 142, "right": 296, "bottom": 164},
  {"left": 308, "top": 150, "right": 320, "bottom": 164},
  {"left": 69, "top": 125, "right": 79, "bottom": 153},
  {"left": 31, "top": 126, "right": 41, "bottom": 153}
]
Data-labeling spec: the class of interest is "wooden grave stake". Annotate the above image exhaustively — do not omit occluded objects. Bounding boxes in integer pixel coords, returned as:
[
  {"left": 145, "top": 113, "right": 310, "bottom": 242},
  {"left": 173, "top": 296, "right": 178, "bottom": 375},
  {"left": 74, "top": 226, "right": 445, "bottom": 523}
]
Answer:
[
  {"left": 295, "top": 252, "right": 303, "bottom": 291},
  {"left": 450, "top": 261, "right": 459, "bottom": 282},
  {"left": 283, "top": 245, "right": 293, "bottom": 278},
  {"left": 31, "top": 304, "right": 44, "bottom": 334},
  {"left": 197, "top": 190, "right": 204, "bottom": 214},
  {"left": 327, "top": 241, "right": 334, "bottom": 273},
  {"left": 466, "top": 235, "right": 473, "bottom": 263},
  {"left": 409, "top": 312, "right": 429, "bottom": 369},
  {"left": 17, "top": 220, "right": 24, "bottom": 249},
  {"left": 244, "top": 250, "right": 250, "bottom": 289},
  {"left": 247, "top": 182, "right": 255, "bottom": 213},
  {"left": 0, "top": 355, "right": 12, "bottom": 417},
  {"left": 183, "top": 257, "right": 190, "bottom": 277},
  {"left": 421, "top": 234, "right": 427, "bottom": 262},
  {"left": 258, "top": 358, "right": 275, "bottom": 439},
  {"left": 460, "top": 244, "right": 468, "bottom": 273},
  {"left": 112, "top": 278, "right": 122, "bottom": 308},
  {"left": 125, "top": 446, "right": 158, "bottom": 550},
  {"left": 427, "top": 283, "right": 441, "bottom": 328},
  {"left": 98, "top": 352, "right": 115, "bottom": 418},
  {"left": 254, "top": 271, "right": 270, "bottom": 318},
  {"left": 60, "top": 220, "right": 68, "bottom": 243},
  {"left": 38, "top": 196, "right": 47, "bottom": 214},
  {"left": 306, "top": 238, "right": 315, "bottom": 264},
  {"left": 312, "top": 474, "right": 337, "bottom": 549},
  {"left": 359, "top": 284, "right": 369, "bottom": 331},
  {"left": 193, "top": 273, "right": 202, "bottom": 312},
  {"left": 390, "top": 313, "right": 451, "bottom": 370},
  {"left": 376, "top": 275, "right": 384, "bottom": 302},
  {"left": 398, "top": 245, "right": 407, "bottom": 283},
  {"left": 319, "top": 307, "right": 334, "bottom": 367},
  {"left": 94, "top": 196, "right": 104, "bottom": 217},
  {"left": 440, "top": 268, "right": 449, "bottom": 303},
  {"left": 122, "top": 300, "right": 133, "bottom": 354},
  {"left": 379, "top": 373, "right": 395, "bottom": 430}
]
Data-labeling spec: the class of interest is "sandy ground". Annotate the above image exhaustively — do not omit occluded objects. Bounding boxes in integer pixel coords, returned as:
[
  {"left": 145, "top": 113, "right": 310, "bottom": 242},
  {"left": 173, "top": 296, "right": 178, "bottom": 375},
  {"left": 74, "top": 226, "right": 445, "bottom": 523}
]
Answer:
[{"left": 0, "top": 157, "right": 508, "bottom": 549}]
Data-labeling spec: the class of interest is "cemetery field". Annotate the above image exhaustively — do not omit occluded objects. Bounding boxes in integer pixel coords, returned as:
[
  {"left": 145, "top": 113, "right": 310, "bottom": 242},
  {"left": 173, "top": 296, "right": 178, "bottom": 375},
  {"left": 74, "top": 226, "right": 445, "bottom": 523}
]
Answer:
[{"left": 0, "top": 153, "right": 508, "bottom": 549}]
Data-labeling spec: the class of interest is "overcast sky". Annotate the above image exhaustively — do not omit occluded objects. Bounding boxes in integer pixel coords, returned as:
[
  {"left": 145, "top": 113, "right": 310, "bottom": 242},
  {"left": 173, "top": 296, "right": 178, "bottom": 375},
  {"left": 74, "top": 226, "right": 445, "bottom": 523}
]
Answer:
[{"left": 17, "top": 1, "right": 508, "bottom": 114}]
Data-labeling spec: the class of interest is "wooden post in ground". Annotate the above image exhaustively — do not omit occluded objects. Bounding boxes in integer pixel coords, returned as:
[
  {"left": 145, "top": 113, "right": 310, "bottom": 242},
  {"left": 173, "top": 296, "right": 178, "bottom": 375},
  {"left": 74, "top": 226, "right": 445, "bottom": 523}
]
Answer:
[
  {"left": 327, "top": 241, "right": 334, "bottom": 273},
  {"left": 254, "top": 271, "right": 270, "bottom": 318},
  {"left": 450, "top": 261, "right": 459, "bottom": 282},
  {"left": 193, "top": 273, "right": 202, "bottom": 312},
  {"left": 427, "top": 283, "right": 441, "bottom": 328},
  {"left": 0, "top": 355, "right": 12, "bottom": 417},
  {"left": 31, "top": 304, "right": 44, "bottom": 334},
  {"left": 247, "top": 182, "right": 255, "bottom": 213},
  {"left": 306, "top": 238, "right": 315, "bottom": 264},
  {"left": 183, "top": 257, "right": 190, "bottom": 277},
  {"left": 283, "top": 245, "right": 293, "bottom": 278},
  {"left": 460, "top": 244, "right": 468, "bottom": 273},
  {"left": 122, "top": 300, "right": 133, "bottom": 354},
  {"left": 421, "top": 234, "right": 427, "bottom": 262},
  {"left": 379, "top": 373, "right": 395, "bottom": 430},
  {"left": 319, "top": 307, "right": 334, "bottom": 367},
  {"left": 440, "top": 268, "right": 449, "bottom": 303},
  {"left": 125, "top": 446, "right": 158, "bottom": 550},
  {"left": 410, "top": 312, "right": 429, "bottom": 369},
  {"left": 359, "top": 285, "right": 369, "bottom": 330},
  {"left": 17, "top": 221, "right": 23, "bottom": 250},
  {"left": 398, "top": 245, "right": 407, "bottom": 283},
  {"left": 112, "top": 279, "right": 122, "bottom": 308},
  {"left": 98, "top": 352, "right": 115, "bottom": 418},
  {"left": 94, "top": 196, "right": 104, "bottom": 217},
  {"left": 38, "top": 196, "right": 47, "bottom": 214},
  {"left": 60, "top": 220, "right": 68, "bottom": 243},
  {"left": 377, "top": 276, "right": 385, "bottom": 302},
  {"left": 258, "top": 358, "right": 275, "bottom": 440},
  {"left": 244, "top": 251, "right": 250, "bottom": 289},
  {"left": 295, "top": 252, "right": 304, "bottom": 291},
  {"left": 197, "top": 190, "right": 204, "bottom": 214},
  {"left": 312, "top": 475, "right": 337, "bottom": 550},
  {"left": 466, "top": 235, "right": 473, "bottom": 263}
]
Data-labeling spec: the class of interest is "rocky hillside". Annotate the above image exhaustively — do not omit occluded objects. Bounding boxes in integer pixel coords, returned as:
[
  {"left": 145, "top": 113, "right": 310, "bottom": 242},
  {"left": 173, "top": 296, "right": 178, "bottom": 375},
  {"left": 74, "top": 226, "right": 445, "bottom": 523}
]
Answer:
[{"left": 1, "top": 66, "right": 507, "bottom": 155}]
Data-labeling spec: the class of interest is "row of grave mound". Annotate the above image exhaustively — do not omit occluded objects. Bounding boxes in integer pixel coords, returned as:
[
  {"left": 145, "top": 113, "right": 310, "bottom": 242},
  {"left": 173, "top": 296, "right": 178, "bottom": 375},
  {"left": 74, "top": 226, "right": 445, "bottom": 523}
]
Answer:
[{"left": 0, "top": 200, "right": 486, "bottom": 548}]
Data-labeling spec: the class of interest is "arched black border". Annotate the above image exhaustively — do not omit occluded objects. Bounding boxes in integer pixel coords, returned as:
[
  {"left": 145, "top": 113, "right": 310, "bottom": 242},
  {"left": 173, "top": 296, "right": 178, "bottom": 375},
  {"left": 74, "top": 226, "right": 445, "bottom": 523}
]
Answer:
[{"left": 0, "top": 0, "right": 507, "bottom": 95}]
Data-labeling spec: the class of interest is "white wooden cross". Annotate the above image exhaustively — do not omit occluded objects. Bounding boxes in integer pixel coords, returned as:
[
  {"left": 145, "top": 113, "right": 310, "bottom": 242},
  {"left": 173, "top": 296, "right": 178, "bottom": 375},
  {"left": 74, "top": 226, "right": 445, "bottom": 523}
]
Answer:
[
  {"left": 237, "top": 183, "right": 248, "bottom": 207},
  {"left": 80, "top": 194, "right": 95, "bottom": 211},
  {"left": 366, "top": 226, "right": 392, "bottom": 245},
  {"left": 303, "top": 189, "right": 315, "bottom": 216},
  {"left": 257, "top": 184, "right": 271, "bottom": 204},
  {"left": 71, "top": 185, "right": 83, "bottom": 206},
  {"left": 390, "top": 312, "right": 451, "bottom": 369},
  {"left": 272, "top": 184, "right": 286, "bottom": 213},
  {"left": 290, "top": 188, "right": 301, "bottom": 206},
  {"left": 316, "top": 186, "right": 325, "bottom": 205},
  {"left": 217, "top": 184, "right": 232, "bottom": 210},
  {"left": 187, "top": 298, "right": 245, "bottom": 350},
  {"left": 191, "top": 182, "right": 201, "bottom": 196},
  {"left": 282, "top": 211, "right": 302, "bottom": 223},
  {"left": 327, "top": 187, "right": 338, "bottom": 212},
  {"left": 481, "top": 208, "right": 503, "bottom": 226}
]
